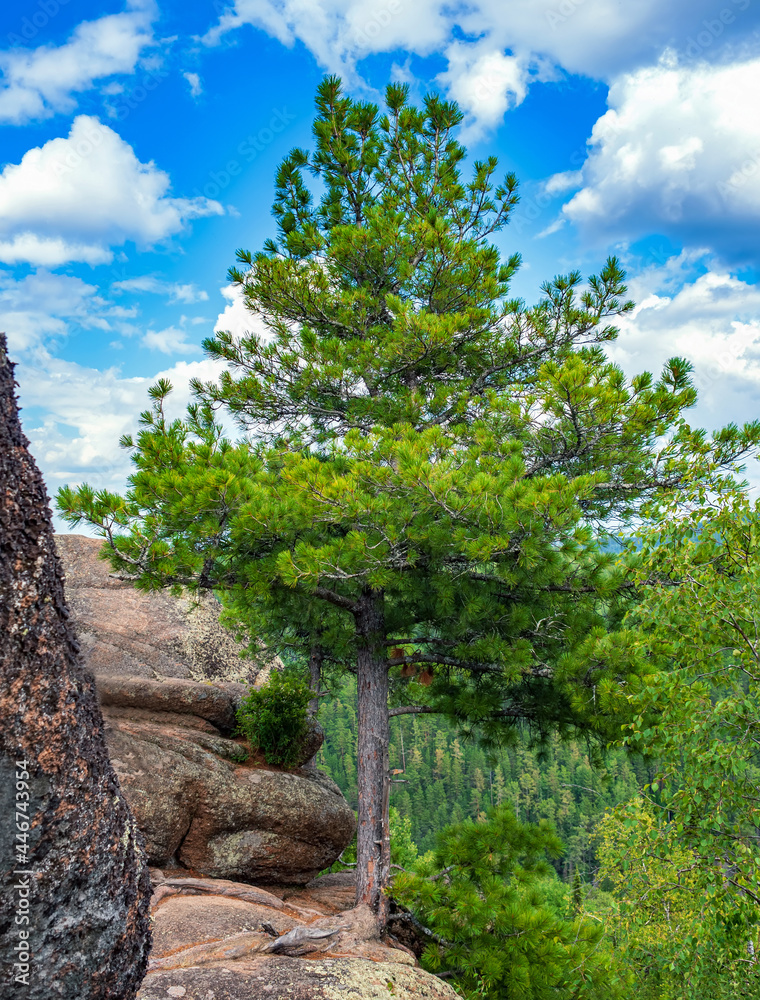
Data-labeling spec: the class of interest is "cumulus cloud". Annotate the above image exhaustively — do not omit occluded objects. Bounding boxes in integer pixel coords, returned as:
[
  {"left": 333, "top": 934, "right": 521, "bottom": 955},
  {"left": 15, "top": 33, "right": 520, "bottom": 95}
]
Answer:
[
  {"left": 0, "top": 0, "right": 158, "bottom": 124},
  {"left": 544, "top": 170, "right": 583, "bottom": 196},
  {"left": 200, "top": 0, "right": 760, "bottom": 131},
  {"left": 15, "top": 354, "right": 226, "bottom": 502},
  {"left": 437, "top": 44, "right": 530, "bottom": 136},
  {"left": 214, "top": 283, "right": 262, "bottom": 338},
  {"left": 609, "top": 253, "right": 760, "bottom": 434},
  {"left": 0, "top": 269, "right": 116, "bottom": 352},
  {"left": 0, "top": 234, "right": 111, "bottom": 267},
  {"left": 142, "top": 324, "right": 203, "bottom": 354},
  {"left": 113, "top": 275, "right": 209, "bottom": 303},
  {"left": 201, "top": 0, "right": 451, "bottom": 73},
  {"left": 561, "top": 55, "right": 760, "bottom": 261},
  {"left": 0, "top": 115, "right": 223, "bottom": 266}
]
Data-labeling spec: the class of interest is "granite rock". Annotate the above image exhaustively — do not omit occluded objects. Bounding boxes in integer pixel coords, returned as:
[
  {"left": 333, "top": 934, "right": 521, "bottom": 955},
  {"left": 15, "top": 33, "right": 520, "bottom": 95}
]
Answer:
[
  {"left": 0, "top": 333, "right": 152, "bottom": 999},
  {"left": 55, "top": 533, "right": 274, "bottom": 686},
  {"left": 105, "top": 711, "right": 355, "bottom": 884}
]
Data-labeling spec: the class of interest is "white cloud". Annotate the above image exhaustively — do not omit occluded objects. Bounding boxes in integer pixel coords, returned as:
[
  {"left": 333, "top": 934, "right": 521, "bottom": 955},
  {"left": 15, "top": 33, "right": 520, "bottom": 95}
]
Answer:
[
  {"left": 201, "top": 0, "right": 451, "bottom": 73},
  {"left": 562, "top": 55, "right": 760, "bottom": 260},
  {"left": 142, "top": 324, "right": 203, "bottom": 354},
  {"left": 544, "top": 170, "right": 583, "bottom": 196},
  {"left": 183, "top": 71, "right": 203, "bottom": 98},
  {"left": 609, "top": 253, "right": 760, "bottom": 433},
  {"left": 0, "top": 269, "right": 113, "bottom": 352},
  {"left": 113, "top": 275, "right": 209, "bottom": 303},
  {"left": 15, "top": 354, "right": 226, "bottom": 499},
  {"left": 437, "top": 45, "right": 530, "bottom": 137},
  {"left": 0, "top": 234, "right": 111, "bottom": 267},
  {"left": 200, "top": 0, "right": 760, "bottom": 132},
  {"left": 0, "top": 0, "right": 158, "bottom": 124},
  {"left": 0, "top": 115, "right": 224, "bottom": 266},
  {"left": 535, "top": 217, "right": 565, "bottom": 238},
  {"left": 214, "top": 283, "right": 260, "bottom": 338}
]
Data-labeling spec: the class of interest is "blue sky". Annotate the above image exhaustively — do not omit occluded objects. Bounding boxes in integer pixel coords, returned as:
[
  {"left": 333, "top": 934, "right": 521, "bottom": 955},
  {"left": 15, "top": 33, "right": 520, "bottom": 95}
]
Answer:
[{"left": 2, "top": 0, "right": 760, "bottom": 519}]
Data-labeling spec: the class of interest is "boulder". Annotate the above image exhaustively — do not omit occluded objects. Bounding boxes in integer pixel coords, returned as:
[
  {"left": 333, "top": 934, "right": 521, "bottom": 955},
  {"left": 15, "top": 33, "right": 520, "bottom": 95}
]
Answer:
[
  {"left": 0, "top": 333, "right": 151, "bottom": 999},
  {"left": 137, "top": 871, "right": 459, "bottom": 1000},
  {"left": 55, "top": 533, "right": 275, "bottom": 686},
  {"left": 295, "top": 714, "right": 325, "bottom": 765},
  {"left": 55, "top": 533, "right": 343, "bottom": 883},
  {"left": 105, "top": 710, "right": 354, "bottom": 884}
]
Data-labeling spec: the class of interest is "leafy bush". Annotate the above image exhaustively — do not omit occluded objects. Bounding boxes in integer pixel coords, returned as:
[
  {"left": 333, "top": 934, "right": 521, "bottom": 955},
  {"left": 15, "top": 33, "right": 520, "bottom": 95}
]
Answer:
[
  {"left": 236, "top": 670, "right": 310, "bottom": 767},
  {"left": 597, "top": 800, "right": 760, "bottom": 1000}
]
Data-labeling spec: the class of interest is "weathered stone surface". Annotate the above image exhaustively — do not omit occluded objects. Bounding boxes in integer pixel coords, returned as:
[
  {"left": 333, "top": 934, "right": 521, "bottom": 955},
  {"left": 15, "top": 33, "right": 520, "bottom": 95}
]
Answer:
[
  {"left": 284, "top": 869, "right": 357, "bottom": 914},
  {"left": 138, "top": 957, "right": 459, "bottom": 999},
  {"left": 150, "top": 894, "right": 300, "bottom": 960},
  {"left": 105, "top": 712, "right": 355, "bottom": 884},
  {"left": 55, "top": 533, "right": 273, "bottom": 685},
  {"left": 98, "top": 674, "right": 243, "bottom": 734},
  {"left": 0, "top": 333, "right": 152, "bottom": 998},
  {"left": 294, "top": 714, "right": 325, "bottom": 765},
  {"left": 138, "top": 871, "right": 457, "bottom": 999}
]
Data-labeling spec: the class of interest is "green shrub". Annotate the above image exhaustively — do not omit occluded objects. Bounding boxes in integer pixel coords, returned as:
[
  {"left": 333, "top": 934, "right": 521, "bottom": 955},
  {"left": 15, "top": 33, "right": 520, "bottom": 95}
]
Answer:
[{"left": 236, "top": 670, "right": 310, "bottom": 767}]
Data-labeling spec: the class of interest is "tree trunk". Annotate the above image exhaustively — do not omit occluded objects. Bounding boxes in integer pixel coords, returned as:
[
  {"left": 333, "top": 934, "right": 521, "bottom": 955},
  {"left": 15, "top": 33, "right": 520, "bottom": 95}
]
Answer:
[
  {"left": 0, "top": 333, "right": 152, "bottom": 998},
  {"left": 354, "top": 588, "right": 391, "bottom": 928},
  {"left": 308, "top": 642, "right": 323, "bottom": 717}
]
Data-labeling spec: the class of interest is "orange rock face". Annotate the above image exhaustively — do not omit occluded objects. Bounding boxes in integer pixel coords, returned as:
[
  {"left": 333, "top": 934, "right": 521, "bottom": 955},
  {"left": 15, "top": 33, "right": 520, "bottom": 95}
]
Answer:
[
  {"left": 55, "top": 533, "right": 269, "bottom": 686},
  {"left": 138, "top": 871, "right": 460, "bottom": 1000}
]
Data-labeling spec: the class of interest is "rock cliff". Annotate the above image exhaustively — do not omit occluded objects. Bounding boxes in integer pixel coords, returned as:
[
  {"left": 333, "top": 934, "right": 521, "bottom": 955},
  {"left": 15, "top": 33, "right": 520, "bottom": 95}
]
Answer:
[
  {"left": 56, "top": 533, "right": 356, "bottom": 885},
  {"left": 0, "top": 334, "right": 151, "bottom": 999},
  {"left": 55, "top": 533, "right": 272, "bottom": 686}
]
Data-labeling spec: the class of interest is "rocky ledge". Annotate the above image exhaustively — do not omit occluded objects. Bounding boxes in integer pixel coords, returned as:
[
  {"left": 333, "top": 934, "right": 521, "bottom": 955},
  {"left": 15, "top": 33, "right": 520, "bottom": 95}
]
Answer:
[{"left": 138, "top": 871, "right": 459, "bottom": 1000}]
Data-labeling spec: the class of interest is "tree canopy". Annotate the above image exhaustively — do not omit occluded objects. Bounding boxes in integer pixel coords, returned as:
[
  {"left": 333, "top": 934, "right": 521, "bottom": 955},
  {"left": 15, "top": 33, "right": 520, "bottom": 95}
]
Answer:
[
  {"left": 57, "top": 76, "right": 760, "bottom": 927},
  {"left": 597, "top": 479, "right": 760, "bottom": 997}
]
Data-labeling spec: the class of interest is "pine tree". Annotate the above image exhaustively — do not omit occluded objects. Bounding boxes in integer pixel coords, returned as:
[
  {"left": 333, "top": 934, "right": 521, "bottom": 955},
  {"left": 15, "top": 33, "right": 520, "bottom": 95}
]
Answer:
[
  {"left": 392, "top": 805, "right": 625, "bottom": 998},
  {"left": 57, "top": 77, "right": 759, "bottom": 928}
]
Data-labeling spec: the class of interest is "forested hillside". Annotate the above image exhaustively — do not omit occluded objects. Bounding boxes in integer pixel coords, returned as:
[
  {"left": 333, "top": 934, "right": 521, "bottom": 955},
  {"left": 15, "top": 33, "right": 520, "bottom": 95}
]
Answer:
[{"left": 317, "top": 678, "right": 650, "bottom": 877}]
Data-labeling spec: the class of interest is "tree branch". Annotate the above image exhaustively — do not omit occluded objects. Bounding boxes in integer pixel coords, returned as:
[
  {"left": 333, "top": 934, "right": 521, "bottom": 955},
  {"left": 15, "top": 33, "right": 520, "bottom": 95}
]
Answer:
[
  {"left": 389, "top": 706, "right": 438, "bottom": 718},
  {"left": 312, "top": 586, "right": 359, "bottom": 613}
]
